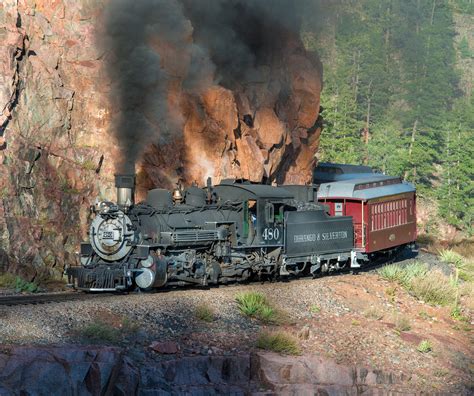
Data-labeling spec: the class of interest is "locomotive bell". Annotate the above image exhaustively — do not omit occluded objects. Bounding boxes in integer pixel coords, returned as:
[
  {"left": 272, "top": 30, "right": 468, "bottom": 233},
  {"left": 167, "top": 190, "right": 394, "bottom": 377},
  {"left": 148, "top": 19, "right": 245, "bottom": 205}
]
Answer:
[
  {"left": 172, "top": 187, "right": 183, "bottom": 203},
  {"left": 115, "top": 174, "right": 135, "bottom": 209}
]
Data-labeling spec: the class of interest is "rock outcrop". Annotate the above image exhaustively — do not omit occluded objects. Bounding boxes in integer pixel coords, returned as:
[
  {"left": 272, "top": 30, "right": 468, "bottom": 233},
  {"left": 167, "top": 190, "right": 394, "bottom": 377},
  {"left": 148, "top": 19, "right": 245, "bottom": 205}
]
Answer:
[
  {"left": 0, "top": 345, "right": 415, "bottom": 395},
  {"left": 0, "top": 0, "right": 322, "bottom": 278}
]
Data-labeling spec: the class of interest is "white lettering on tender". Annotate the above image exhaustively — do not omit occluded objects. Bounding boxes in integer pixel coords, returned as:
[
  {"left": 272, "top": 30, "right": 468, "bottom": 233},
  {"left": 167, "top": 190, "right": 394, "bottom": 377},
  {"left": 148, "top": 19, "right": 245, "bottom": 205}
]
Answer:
[{"left": 293, "top": 231, "right": 348, "bottom": 243}]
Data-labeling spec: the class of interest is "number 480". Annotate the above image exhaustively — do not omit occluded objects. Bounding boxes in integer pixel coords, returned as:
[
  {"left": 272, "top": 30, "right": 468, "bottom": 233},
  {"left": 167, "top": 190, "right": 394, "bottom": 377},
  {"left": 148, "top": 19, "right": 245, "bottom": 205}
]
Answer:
[{"left": 262, "top": 227, "right": 280, "bottom": 241}]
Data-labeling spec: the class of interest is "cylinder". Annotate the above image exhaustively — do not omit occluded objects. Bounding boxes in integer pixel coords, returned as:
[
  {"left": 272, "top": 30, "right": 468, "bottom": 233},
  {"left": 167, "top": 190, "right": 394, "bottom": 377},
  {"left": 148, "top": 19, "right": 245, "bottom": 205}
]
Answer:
[{"left": 135, "top": 257, "right": 168, "bottom": 289}]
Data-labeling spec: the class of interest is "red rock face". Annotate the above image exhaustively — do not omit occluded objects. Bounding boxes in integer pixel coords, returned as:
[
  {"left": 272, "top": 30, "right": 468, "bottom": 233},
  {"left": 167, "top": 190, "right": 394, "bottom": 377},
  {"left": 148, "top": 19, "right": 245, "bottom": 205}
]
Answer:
[{"left": 0, "top": 0, "right": 322, "bottom": 277}]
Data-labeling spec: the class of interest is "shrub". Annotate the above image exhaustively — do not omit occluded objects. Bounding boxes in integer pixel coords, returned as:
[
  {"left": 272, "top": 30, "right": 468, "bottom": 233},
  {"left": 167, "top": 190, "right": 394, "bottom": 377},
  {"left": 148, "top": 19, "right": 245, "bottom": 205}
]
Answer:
[
  {"left": 78, "top": 321, "right": 121, "bottom": 344},
  {"left": 418, "top": 311, "right": 432, "bottom": 320},
  {"left": 378, "top": 263, "right": 458, "bottom": 306},
  {"left": 378, "top": 262, "right": 427, "bottom": 287},
  {"left": 364, "top": 307, "right": 383, "bottom": 320},
  {"left": 0, "top": 273, "right": 17, "bottom": 288},
  {"left": 235, "top": 292, "right": 285, "bottom": 324},
  {"left": 195, "top": 303, "right": 215, "bottom": 322},
  {"left": 14, "top": 277, "right": 39, "bottom": 293},
  {"left": 81, "top": 160, "right": 97, "bottom": 171},
  {"left": 378, "top": 264, "right": 405, "bottom": 283},
  {"left": 309, "top": 304, "right": 321, "bottom": 314},
  {"left": 394, "top": 314, "right": 411, "bottom": 332},
  {"left": 256, "top": 331, "right": 301, "bottom": 355},
  {"left": 409, "top": 271, "right": 457, "bottom": 306},
  {"left": 236, "top": 292, "right": 267, "bottom": 316},
  {"left": 417, "top": 340, "right": 432, "bottom": 353},
  {"left": 450, "top": 306, "right": 469, "bottom": 322},
  {"left": 77, "top": 317, "right": 140, "bottom": 344},
  {"left": 0, "top": 274, "right": 39, "bottom": 292},
  {"left": 439, "top": 249, "right": 464, "bottom": 267},
  {"left": 459, "top": 260, "right": 474, "bottom": 282}
]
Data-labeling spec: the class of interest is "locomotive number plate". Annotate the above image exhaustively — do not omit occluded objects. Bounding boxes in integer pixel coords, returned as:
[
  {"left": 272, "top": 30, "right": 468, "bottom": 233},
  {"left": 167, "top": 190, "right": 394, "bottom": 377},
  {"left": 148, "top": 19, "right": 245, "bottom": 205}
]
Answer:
[
  {"left": 102, "top": 231, "right": 114, "bottom": 239},
  {"left": 262, "top": 227, "right": 281, "bottom": 241}
]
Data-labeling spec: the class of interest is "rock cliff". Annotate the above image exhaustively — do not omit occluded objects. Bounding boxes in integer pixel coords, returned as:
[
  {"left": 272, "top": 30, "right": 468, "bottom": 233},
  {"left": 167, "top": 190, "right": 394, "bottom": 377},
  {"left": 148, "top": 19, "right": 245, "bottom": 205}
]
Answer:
[
  {"left": 0, "top": 0, "right": 322, "bottom": 279},
  {"left": 0, "top": 346, "right": 412, "bottom": 395}
]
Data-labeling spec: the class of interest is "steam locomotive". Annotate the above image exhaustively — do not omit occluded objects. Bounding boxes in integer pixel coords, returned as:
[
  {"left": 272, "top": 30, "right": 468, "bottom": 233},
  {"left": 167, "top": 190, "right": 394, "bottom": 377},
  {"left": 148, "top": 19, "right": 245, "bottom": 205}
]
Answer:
[{"left": 66, "top": 164, "right": 417, "bottom": 292}]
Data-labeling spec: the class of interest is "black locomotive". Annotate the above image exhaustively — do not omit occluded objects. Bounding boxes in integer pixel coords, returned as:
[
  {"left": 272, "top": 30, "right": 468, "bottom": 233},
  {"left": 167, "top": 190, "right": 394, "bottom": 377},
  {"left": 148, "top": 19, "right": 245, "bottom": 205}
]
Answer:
[{"left": 66, "top": 175, "right": 355, "bottom": 291}]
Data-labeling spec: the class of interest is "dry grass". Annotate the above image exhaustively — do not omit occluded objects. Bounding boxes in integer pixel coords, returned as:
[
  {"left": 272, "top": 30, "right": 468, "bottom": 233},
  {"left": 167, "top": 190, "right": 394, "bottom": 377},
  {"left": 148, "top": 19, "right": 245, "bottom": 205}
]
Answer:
[
  {"left": 451, "top": 240, "right": 474, "bottom": 260},
  {"left": 409, "top": 271, "right": 457, "bottom": 306},
  {"left": 364, "top": 307, "right": 383, "bottom": 320},
  {"left": 76, "top": 317, "right": 139, "bottom": 344},
  {"left": 378, "top": 263, "right": 459, "bottom": 307},
  {"left": 77, "top": 321, "right": 122, "bottom": 344},
  {"left": 394, "top": 314, "right": 411, "bottom": 332},
  {"left": 195, "top": 303, "right": 215, "bottom": 322},
  {"left": 256, "top": 331, "right": 301, "bottom": 355}
]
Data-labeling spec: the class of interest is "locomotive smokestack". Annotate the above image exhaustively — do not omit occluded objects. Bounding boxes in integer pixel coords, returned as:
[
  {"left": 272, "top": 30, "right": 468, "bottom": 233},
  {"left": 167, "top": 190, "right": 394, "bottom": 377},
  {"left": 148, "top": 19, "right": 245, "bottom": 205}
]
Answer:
[{"left": 115, "top": 174, "right": 136, "bottom": 209}]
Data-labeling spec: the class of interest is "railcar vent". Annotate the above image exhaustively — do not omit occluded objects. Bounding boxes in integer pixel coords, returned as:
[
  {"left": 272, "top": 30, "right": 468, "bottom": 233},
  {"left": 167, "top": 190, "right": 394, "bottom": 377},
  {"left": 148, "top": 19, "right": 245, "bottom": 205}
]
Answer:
[{"left": 172, "top": 230, "right": 220, "bottom": 243}]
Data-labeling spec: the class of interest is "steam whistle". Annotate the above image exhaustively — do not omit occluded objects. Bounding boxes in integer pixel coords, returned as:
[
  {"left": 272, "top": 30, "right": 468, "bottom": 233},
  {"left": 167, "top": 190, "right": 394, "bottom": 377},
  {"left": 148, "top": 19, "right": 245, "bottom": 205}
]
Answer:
[{"left": 172, "top": 181, "right": 183, "bottom": 204}]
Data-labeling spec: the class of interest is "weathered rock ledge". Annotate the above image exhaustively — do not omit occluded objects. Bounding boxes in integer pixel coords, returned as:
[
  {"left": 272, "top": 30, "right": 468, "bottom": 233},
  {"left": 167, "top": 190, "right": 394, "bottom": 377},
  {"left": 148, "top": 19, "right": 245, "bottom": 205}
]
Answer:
[{"left": 0, "top": 345, "right": 416, "bottom": 395}]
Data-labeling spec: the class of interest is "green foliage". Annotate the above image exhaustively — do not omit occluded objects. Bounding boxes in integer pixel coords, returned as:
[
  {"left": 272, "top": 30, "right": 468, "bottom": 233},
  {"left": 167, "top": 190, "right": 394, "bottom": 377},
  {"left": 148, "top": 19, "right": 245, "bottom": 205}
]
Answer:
[
  {"left": 235, "top": 292, "right": 286, "bottom": 324},
  {"left": 309, "top": 304, "right": 321, "bottom": 314},
  {"left": 236, "top": 292, "right": 268, "bottom": 316},
  {"left": 458, "top": 36, "right": 473, "bottom": 58},
  {"left": 14, "top": 277, "right": 39, "bottom": 293},
  {"left": 450, "top": 306, "right": 469, "bottom": 322},
  {"left": 417, "top": 340, "right": 433, "bottom": 353},
  {"left": 439, "top": 249, "right": 464, "bottom": 266},
  {"left": 378, "top": 262, "right": 428, "bottom": 287},
  {"left": 305, "top": 0, "right": 472, "bottom": 231},
  {"left": 195, "top": 303, "right": 215, "bottom": 322},
  {"left": 0, "top": 274, "right": 46, "bottom": 293},
  {"left": 256, "top": 331, "right": 301, "bottom": 355}
]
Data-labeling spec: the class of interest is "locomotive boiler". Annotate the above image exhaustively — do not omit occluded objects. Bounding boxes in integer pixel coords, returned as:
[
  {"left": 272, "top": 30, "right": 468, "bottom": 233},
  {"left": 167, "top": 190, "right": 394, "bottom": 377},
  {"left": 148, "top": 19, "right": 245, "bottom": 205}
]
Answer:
[{"left": 66, "top": 175, "right": 355, "bottom": 291}]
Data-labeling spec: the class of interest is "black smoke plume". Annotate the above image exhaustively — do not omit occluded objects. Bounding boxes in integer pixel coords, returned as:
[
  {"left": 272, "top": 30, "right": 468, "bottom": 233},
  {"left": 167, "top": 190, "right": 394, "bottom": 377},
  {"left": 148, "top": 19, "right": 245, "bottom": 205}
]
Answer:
[{"left": 101, "top": 0, "right": 319, "bottom": 174}]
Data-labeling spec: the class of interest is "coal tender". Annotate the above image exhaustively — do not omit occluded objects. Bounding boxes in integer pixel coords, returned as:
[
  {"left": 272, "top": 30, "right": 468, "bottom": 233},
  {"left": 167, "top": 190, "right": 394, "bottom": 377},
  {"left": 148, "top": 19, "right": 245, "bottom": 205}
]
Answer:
[{"left": 66, "top": 177, "right": 355, "bottom": 291}]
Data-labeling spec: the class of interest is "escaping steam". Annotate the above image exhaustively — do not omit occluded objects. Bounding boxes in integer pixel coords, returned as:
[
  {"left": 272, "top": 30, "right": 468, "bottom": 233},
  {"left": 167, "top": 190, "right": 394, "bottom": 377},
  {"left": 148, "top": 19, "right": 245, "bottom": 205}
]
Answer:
[{"left": 101, "top": 0, "right": 319, "bottom": 174}]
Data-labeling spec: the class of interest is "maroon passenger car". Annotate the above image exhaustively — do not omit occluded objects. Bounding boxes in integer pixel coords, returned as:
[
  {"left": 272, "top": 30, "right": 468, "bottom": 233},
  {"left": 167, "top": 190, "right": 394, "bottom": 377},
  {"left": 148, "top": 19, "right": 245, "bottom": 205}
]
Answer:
[{"left": 316, "top": 175, "right": 417, "bottom": 257}]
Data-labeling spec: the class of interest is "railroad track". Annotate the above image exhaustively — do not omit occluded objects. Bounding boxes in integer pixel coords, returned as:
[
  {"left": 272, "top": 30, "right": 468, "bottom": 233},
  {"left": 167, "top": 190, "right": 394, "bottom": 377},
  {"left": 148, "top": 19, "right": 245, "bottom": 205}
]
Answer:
[{"left": 0, "top": 292, "right": 113, "bottom": 306}]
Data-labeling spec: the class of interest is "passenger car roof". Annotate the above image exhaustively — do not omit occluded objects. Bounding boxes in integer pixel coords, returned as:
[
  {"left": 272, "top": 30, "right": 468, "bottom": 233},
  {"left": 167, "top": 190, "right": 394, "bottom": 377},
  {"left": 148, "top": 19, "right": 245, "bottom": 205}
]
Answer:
[{"left": 317, "top": 176, "right": 415, "bottom": 200}]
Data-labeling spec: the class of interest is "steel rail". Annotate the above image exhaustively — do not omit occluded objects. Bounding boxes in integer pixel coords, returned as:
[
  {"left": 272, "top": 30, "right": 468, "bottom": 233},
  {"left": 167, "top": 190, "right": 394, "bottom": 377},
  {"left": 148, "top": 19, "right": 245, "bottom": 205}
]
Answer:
[{"left": 0, "top": 292, "right": 114, "bottom": 306}]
